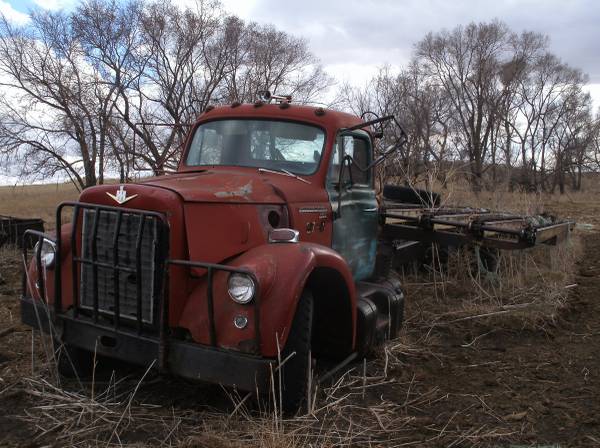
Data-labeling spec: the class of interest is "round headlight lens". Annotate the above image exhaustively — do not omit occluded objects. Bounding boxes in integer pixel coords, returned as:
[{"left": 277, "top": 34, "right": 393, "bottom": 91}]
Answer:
[
  {"left": 227, "top": 273, "right": 255, "bottom": 304},
  {"left": 35, "top": 239, "right": 56, "bottom": 268}
]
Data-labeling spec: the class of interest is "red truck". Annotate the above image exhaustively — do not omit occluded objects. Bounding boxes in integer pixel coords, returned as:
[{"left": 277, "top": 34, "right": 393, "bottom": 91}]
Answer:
[{"left": 21, "top": 94, "right": 573, "bottom": 412}]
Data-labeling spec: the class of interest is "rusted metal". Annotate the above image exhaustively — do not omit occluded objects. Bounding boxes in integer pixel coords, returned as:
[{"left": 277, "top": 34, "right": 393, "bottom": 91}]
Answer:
[
  {"left": 382, "top": 201, "right": 573, "bottom": 251},
  {"left": 167, "top": 259, "right": 261, "bottom": 353}
]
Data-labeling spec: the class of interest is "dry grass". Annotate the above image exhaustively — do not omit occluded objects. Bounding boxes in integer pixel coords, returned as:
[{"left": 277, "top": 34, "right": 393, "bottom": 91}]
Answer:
[
  {"left": 0, "top": 182, "right": 79, "bottom": 229},
  {"left": 401, "top": 238, "right": 582, "bottom": 337},
  {"left": 395, "top": 177, "right": 585, "bottom": 335},
  {"left": 20, "top": 336, "right": 517, "bottom": 448},
  {"left": 3, "top": 179, "right": 590, "bottom": 447}
]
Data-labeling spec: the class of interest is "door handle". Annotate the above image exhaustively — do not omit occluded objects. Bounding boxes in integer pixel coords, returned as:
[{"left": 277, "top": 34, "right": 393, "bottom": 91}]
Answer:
[{"left": 363, "top": 207, "right": 378, "bottom": 213}]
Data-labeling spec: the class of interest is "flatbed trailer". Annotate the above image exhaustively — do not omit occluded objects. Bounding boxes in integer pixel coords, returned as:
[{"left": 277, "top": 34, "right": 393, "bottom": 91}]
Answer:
[{"left": 380, "top": 201, "right": 574, "bottom": 267}]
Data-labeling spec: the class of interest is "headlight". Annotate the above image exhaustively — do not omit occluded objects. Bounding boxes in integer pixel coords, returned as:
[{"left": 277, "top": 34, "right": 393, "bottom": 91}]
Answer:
[
  {"left": 227, "top": 273, "right": 255, "bottom": 304},
  {"left": 34, "top": 238, "right": 56, "bottom": 269}
]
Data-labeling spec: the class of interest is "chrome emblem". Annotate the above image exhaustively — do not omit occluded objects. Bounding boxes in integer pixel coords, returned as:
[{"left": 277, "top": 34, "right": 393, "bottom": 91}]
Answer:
[{"left": 106, "top": 185, "right": 138, "bottom": 205}]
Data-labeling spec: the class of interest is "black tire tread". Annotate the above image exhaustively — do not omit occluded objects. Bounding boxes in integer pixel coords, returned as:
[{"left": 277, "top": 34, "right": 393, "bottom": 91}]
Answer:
[{"left": 281, "top": 290, "right": 313, "bottom": 414}]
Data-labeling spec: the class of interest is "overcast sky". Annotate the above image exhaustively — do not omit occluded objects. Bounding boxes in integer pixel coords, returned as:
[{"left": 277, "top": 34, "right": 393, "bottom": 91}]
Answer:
[
  {"left": 2, "top": 0, "right": 600, "bottom": 100},
  {"left": 0, "top": 0, "right": 598, "bottom": 184}
]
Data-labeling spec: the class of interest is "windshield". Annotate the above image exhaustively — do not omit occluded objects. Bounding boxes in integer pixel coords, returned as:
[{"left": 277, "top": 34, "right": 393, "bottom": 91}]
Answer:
[{"left": 185, "top": 120, "right": 325, "bottom": 175}]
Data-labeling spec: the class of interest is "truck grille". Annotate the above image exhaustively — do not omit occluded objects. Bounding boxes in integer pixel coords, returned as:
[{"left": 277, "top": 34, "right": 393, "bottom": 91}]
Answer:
[{"left": 80, "top": 210, "right": 157, "bottom": 324}]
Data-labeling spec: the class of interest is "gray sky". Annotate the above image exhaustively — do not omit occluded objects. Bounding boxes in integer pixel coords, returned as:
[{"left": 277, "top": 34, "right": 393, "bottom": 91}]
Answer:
[
  {"left": 219, "top": 0, "right": 600, "bottom": 104},
  {"left": 4, "top": 0, "right": 600, "bottom": 90}
]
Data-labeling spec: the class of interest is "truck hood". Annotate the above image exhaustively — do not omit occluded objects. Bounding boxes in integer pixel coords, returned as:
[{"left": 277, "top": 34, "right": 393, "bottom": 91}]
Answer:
[{"left": 141, "top": 170, "right": 285, "bottom": 204}]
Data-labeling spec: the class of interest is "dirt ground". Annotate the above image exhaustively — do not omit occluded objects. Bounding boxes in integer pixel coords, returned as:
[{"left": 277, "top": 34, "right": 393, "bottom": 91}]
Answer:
[{"left": 0, "top": 194, "right": 599, "bottom": 447}]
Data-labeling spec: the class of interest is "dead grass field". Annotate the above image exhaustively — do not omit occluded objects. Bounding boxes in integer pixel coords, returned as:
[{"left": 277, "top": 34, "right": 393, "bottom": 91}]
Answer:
[
  {"left": 0, "top": 182, "right": 79, "bottom": 228},
  {"left": 1, "top": 180, "right": 599, "bottom": 447}
]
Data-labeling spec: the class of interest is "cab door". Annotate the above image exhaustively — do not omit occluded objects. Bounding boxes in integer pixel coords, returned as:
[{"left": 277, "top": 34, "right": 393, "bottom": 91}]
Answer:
[{"left": 326, "top": 131, "right": 378, "bottom": 281}]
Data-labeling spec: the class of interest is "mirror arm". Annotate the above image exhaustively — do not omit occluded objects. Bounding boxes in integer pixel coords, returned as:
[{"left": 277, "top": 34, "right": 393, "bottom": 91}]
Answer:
[
  {"left": 344, "top": 138, "right": 407, "bottom": 174},
  {"left": 343, "top": 114, "right": 395, "bottom": 132},
  {"left": 367, "top": 139, "right": 406, "bottom": 169},
  {"left": 334, "top": 156, "right": 354, "bottom": 220}
]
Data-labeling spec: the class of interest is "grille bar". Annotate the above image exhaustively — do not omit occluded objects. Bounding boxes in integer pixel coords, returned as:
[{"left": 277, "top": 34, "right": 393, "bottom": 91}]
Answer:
[
  {"left": 135, "top": 216, "right": 145, "bottom": 333},
  {"left": 90, "top": 207, "right": 100, "bottom": 323},
  {"left": 71, "top": 204, "right": 80, "bottom": 319},
  {"left": 112, "top": 211, "right": 123, "bottom": 330}
]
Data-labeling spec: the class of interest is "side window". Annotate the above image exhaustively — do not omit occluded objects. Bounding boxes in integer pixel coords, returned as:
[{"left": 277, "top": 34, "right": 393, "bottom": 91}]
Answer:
[
  {"left": 327, "top": 134, "right": 371, "bottom": 186},
  {"left": 347, "top": 137, "right": 369, "bottom": 185},
  {"left": 327, "top": 137, "right": 342, "bottom": 184}
]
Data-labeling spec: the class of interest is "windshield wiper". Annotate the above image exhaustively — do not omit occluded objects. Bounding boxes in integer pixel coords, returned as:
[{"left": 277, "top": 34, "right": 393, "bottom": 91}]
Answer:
[{"left": 258, "top": 168, "right": 311, "bottom": 184}]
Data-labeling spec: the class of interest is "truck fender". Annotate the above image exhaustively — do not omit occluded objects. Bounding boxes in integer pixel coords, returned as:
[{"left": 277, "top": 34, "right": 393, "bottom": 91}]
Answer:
[
  {"left": 24, "top": 224, "right": 73, "bottom": 305},
  {"left": 177, "top": 242, "right": 357, "bottom": 358}
]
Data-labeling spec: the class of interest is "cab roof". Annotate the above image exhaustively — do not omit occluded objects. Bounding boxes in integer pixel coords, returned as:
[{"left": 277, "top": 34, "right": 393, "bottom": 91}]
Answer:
[{"left": 196, "top": 103, "right": 365, "bottom": 131}]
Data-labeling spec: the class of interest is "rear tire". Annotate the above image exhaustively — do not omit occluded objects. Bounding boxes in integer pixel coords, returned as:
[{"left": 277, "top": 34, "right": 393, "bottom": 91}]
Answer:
[{"left": 281, "top": 289, "right": 313, "bottom": 415}]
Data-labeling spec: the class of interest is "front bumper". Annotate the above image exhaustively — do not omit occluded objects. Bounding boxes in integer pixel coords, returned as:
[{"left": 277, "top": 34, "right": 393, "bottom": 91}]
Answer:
[{"left": 21, "top": 296, "right": 274, "bottom": 392}]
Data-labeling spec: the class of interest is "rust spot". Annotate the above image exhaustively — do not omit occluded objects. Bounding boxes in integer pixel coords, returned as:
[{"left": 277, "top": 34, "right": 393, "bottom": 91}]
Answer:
[{"left": 214, "top": 182, "right": 253, "bottom": 199}]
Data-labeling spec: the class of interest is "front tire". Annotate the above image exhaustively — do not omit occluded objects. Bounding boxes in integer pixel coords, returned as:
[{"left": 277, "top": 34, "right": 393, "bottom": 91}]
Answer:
[{"left": 281, "top": 289, "right": 313, "bottom": 414}]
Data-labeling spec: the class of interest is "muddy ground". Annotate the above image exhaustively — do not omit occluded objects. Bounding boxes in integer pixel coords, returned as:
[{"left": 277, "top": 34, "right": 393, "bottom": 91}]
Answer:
[{"left": 0, "top": 197, "right": 599, "bottom": 447}]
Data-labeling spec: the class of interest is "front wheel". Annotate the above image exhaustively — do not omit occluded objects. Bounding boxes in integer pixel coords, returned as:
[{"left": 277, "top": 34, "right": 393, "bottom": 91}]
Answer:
[{"left": 280, "top": 289, "right": 313, "bottom": 414}]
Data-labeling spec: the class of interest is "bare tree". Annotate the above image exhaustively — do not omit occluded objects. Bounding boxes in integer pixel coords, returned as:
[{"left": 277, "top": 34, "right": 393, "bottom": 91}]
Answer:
[
  {"left": 0, "top": 0, "right": 332, "bottom": 185},
  {"left": 221, "top": 22, "right": 331, "bottom": 103},
  {"left": 415, "top": 21, "right": 515, "bottom": 191},
  {"left": 342, "top": 20, "right": 598, "bottom": 194},
  {"left": 0, "top": 11, "right": 114, "bottom": 189}
]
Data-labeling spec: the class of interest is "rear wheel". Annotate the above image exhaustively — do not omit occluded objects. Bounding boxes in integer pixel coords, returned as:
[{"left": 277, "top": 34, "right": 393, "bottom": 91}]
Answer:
[{"left": 281, "top": 289, "right": 313, "bottom": 414}]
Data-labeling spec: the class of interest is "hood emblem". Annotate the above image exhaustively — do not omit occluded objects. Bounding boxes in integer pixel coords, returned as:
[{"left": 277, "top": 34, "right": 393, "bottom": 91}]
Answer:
[{"left": 106, "top": 186, "right": 138, "bottom": 205}]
